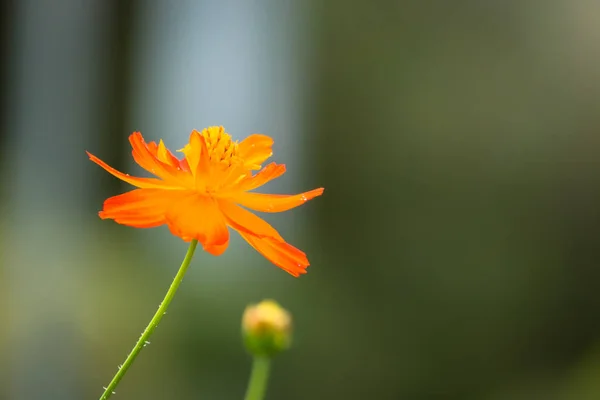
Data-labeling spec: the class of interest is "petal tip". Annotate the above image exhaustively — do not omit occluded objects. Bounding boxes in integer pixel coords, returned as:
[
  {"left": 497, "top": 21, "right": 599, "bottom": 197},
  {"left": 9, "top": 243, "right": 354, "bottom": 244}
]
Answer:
[
  {"left": 288, "top": 265, "right": 309, "bottom": 278},
  {"left": 129, "top": 131, "right": 142, "bottom": 141},
  {"left": 252, "top": 133, "right": 274, "bottom": 145},
  {"left": 307, "top": 187, "right": 325, "bottom": 200},
  {"left": 128, "top": 131, "right": 145, "bottom": 147}
]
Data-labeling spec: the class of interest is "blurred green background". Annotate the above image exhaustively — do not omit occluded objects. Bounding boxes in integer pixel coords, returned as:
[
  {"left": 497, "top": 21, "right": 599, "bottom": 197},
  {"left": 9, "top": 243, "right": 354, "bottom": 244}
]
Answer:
[{"left": 2, "top": 0, "right": 600, "bottom": 399}]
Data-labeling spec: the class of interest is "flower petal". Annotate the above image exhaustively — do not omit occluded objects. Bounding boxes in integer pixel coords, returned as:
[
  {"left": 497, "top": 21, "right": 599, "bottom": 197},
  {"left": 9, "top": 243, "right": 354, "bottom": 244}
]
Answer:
[
  {"left": 194, "top": 132, "right": 212, "bottom": 188},
  {"left": 179, "top": 130, "right": 211, "bottom": 186},
  {"left": 99, "top": 188, "right": 189, "bottom": 228},
  {"left": 87, "top": 151, "right": 178, "bottom": 189},
  {"left": 147, "top": 139, "right": 190, "bottom": 173},
  {"left": 203, "top": 242, "right": 229, "bottom": 256},
  {"left": 179, "top": 130, "right": 201, "bottom": 172},
  {"left": 237, "top": 231, "right": 309, "bottom": 277},
  {"left": 129, "top": 132, "right": 191, "bottom": 187},
  {"left": 215, "top": 163, "right": 250, "bottom": 192},
  {"left": 166, "top": 193, "right": 229, "bottom": 248},
  {"left": 238, "top": 134, "right": 274, "bottom": 170},
  {"left": 236, "top": 162, "right": 286, "bottom": 192},
  {"left": 153, "top": 139, "right": 183, "bottom": 168},
  {"left": 232, "top": 188, "right": 324, "bottom": 213},
  {"left": 217, "top": 199, "right": 283, "bottom": 241}
]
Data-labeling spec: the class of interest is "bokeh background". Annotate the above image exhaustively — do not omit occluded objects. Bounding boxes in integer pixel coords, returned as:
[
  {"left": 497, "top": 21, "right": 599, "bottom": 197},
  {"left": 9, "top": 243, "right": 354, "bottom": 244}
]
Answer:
[{"left": 2, "top": 1, "right": 600, "bottom": 399}]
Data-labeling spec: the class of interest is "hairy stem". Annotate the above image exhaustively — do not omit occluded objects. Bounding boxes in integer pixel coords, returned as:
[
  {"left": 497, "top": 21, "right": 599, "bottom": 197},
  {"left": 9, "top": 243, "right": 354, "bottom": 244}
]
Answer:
[{"left": 99, "top": 240, "right": 199, "bottom": 400}]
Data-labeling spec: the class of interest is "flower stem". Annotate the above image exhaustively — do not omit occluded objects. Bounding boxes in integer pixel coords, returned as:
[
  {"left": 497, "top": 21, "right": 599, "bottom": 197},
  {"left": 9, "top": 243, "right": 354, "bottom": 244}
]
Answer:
[
  {"left": 99, "top": 239, "right": 199, "bottom": 400},
  {"left": 244, "top": 356, "right": 272, "bottom": 400}
]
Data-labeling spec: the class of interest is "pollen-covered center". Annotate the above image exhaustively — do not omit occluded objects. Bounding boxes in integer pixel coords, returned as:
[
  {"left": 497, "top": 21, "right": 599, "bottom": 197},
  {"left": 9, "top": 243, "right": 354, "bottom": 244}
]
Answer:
[{"left": 200, "top": 126, "right": 239, "bottom": 167}]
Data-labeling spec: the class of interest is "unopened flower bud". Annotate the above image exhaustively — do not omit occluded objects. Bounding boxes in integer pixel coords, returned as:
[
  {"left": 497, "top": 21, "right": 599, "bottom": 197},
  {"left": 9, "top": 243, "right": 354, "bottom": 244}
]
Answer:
[{"left": 242, "top": 300, "right": 292, "bottom": 357}]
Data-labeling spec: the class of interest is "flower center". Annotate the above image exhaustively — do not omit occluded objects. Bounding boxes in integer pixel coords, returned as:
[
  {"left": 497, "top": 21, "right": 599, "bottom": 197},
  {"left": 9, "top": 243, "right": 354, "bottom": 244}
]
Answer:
[{"left": 200, "top": 126, "right": 239, "bottom": 167}]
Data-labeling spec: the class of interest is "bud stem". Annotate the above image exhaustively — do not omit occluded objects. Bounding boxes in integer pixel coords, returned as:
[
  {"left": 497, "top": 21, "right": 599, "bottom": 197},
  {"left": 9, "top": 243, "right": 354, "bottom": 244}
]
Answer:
[
  {"left": 244, "top": 356, "right": 272, "bottom": 400},
  {"left": 98, "top": 239, "right": 199, "bottom": 400}
]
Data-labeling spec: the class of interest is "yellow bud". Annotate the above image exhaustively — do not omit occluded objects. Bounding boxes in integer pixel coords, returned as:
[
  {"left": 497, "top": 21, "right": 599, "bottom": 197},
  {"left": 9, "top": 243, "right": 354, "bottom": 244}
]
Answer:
[{"left": 242, "top": 300, "right": 292, "bottom": 357}]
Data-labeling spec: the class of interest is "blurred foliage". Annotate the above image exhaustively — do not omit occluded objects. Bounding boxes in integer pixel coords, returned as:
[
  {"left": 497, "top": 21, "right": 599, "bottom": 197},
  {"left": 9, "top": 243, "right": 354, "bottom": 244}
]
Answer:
[{"left": 308, "top": 1, "right": 600, "bottom": 399}]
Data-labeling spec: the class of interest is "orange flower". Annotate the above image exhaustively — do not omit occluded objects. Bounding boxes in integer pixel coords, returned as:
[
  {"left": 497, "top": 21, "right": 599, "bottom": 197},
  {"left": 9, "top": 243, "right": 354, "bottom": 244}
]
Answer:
[{"left": 87, "top": 127, "right": 324, "bottom": 276}]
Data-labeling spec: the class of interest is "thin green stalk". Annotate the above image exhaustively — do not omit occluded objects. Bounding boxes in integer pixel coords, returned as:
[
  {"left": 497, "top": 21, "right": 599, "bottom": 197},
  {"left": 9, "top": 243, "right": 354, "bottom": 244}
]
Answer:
[
  {"left": 244, "top": 356, "right": 272, "bottom": 400},
  {"left": 99, "top": 239, "right": 199, "bottom": 400}
]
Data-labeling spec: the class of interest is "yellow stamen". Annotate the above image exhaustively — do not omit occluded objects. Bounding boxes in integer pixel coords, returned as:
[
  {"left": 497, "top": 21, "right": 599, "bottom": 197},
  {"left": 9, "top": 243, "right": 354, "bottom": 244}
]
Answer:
[{"left": 200, "top": 126, "right": 239, "bottom": 166}]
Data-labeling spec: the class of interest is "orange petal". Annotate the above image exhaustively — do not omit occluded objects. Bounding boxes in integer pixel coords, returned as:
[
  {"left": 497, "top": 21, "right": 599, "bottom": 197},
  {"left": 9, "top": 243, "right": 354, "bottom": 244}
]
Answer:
[
  {"left": 157, "top": 140, "right": 182, "bottom": 168},
  {"left": 203, "top": 242, "right": 229, "bottom": 256},
  {"left": 217, "top": 199, "right": 283, "bottom": 241},
  {"left": 147, "top": 141, "right": 159, "bottom": 154},
  {"left": 180, "top": 130, "right": 201, "bottom": 172},
  {"left": 238, "top": 134, "right": 274, "bottom": 170},
  {"left": 87, "top": 151, "right": 179, "bottom": 189},
  {"left": 236, "top": 162, "right": 286, "bottom": 192},
  {"left": 166, "top": 193, "right": 229, "bottom": 249},
  {"left": 179, "top": 130, "right": 211, "bottom": 186},
  {"left": 216, "top": 163, "right": 250, "bottom": 192},
  {"left": 195, "top": 133, "right": 212, "bottom": 189},
  {"left": 129, "top": 132, "right": 191, "bottom": 186},
  {"left": 148, "top": 139, "right": 189, "bottom": 171},
  {"left": 99, "top": 188, "right": 189, "bottom": 228},
  {"left": 232, "top": 188, "right": 324, "bottom": 213},
  {"left": 180, "top": 157, "right": 191, "bottom": 171},
  {"left": 237, "top": 231, "right": 309, "bottom": 277}
]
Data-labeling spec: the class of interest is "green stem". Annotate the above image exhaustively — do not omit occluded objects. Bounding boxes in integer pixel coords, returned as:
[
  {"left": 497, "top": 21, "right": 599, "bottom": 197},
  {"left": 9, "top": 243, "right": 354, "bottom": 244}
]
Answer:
[
  {"left": 244, "top": 356, "right": 272, "bottom": 400},
  {"left": 99, "top": 239, "right": 199, "bottom": 400}
]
